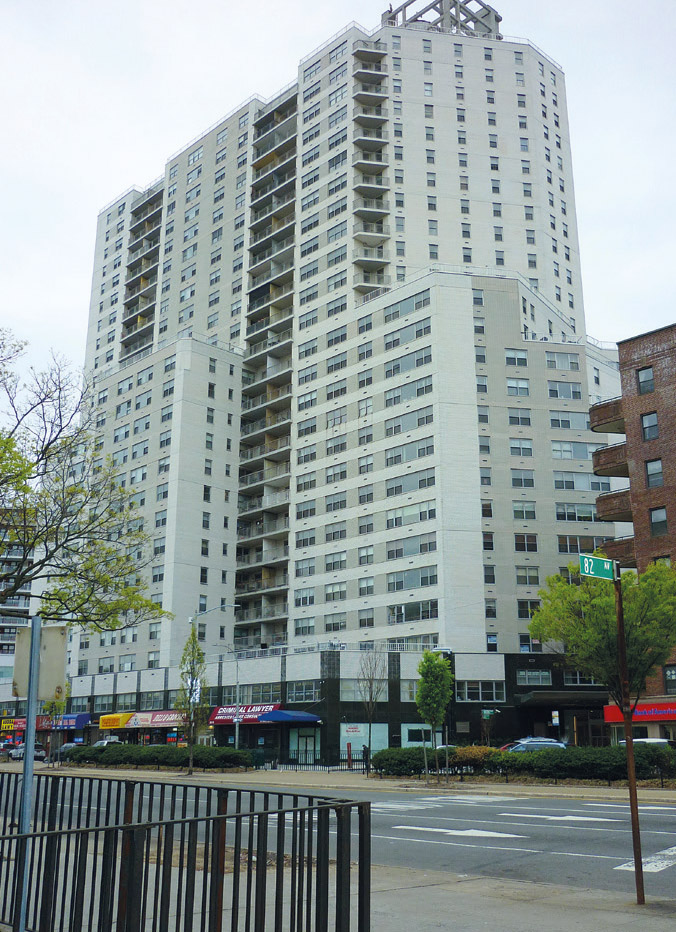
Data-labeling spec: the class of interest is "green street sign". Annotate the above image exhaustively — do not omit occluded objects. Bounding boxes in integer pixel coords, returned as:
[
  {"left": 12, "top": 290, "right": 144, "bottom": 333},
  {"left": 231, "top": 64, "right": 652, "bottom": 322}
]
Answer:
[{"left": 579, "top": 554, "right": 615, "bottom": 581}]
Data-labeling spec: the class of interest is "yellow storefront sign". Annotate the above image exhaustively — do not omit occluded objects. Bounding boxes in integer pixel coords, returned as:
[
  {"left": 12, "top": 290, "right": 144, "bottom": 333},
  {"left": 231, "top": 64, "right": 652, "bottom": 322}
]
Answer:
[
  {"left": 1, "top": 720, "right": 14, "bottom": 732},
  {"left": 98, "top": 713, "right": 132, "bottom": 730}
]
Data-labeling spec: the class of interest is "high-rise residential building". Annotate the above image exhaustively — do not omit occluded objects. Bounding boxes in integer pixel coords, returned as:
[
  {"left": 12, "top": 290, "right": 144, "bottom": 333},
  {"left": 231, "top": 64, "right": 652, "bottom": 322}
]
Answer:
[
  {"left": 590, "top": 323, "right": 676, "bottom": 741},
  {"left": 18, "top": 0, "right": 625, "bottom": 748}
]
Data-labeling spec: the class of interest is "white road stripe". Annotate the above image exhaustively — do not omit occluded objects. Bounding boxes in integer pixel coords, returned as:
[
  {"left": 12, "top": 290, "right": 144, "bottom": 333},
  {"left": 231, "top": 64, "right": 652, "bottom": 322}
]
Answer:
[
  {"left": 615, "top": 845, "right": 676, "bottom": 873},
  {"left": 393, "top": 825, "right": 525, "bottom": 839},
  {"left": 499, "top": 813, "right": 622, "bottom": 823}
]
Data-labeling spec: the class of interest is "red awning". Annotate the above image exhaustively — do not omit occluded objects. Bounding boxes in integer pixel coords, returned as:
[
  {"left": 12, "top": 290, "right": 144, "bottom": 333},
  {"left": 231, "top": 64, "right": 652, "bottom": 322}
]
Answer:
[
  {"left": 604, "top": 701, "right": 676, "bottom": 724},
  {"left": 209, "top": 703, "right": 281, "bottom": 724}
]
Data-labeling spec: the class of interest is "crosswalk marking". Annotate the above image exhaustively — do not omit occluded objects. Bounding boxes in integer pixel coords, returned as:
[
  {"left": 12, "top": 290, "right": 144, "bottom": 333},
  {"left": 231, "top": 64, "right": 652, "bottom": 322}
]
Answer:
[
  {"left": 615, "top": 845, "right": 676, "bottom": 873},
  {"left": 499, "top": 813, "right": 622, "bottom": 823},
  {"left": 393, "top": 825, "right": 526, "bottom": 839}
]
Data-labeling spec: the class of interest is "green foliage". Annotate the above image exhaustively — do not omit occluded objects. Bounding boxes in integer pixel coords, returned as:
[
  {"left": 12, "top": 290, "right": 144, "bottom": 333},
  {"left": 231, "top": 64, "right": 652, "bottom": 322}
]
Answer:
[
  {"left": 66, "top": 743, "right": 252, "bottom": 770},
  {"left": 174, "top": 625, "right": 211, "bottom": 773},
  {"left": 530, "top": 560, "right": 676, "bottom": 707},
  {"left": 416, "top": 651, "right": 453, "bottom": 733},
  {"left": 369, "top": 744, "right": 676, "bottom": 781}
]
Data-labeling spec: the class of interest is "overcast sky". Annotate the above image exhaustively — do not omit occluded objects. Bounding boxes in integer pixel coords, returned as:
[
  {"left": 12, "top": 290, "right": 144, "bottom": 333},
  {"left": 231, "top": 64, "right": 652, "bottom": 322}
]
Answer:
[{"left": 2, "top": 0, "right": 674, "bottom": 369}]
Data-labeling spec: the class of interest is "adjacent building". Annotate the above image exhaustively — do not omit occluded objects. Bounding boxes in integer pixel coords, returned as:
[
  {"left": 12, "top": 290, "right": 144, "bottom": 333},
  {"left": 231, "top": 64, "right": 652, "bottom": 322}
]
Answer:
[
  {"left": 591, "top": 323, "right": 676, "bottom": 742},
  {"left": 0, "top": 0, "right": 627, "bottom": 754}
]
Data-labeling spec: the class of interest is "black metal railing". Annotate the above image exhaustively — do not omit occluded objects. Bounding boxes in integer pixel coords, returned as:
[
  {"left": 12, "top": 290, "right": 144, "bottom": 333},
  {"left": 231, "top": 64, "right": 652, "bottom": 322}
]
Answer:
[{"left": 0, "top": 773, "right": 370, "bottom": 931}]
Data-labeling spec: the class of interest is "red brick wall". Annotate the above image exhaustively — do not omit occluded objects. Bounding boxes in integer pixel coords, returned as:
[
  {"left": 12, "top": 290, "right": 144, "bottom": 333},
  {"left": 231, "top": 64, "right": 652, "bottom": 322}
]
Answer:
[{"left": 618, "top": 324, "right": 676, "bottom": 573}]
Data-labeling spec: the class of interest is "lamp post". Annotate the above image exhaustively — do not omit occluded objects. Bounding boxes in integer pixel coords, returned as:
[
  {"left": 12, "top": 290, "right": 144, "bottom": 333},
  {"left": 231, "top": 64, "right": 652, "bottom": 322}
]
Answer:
[
  {"left": 188, "top": 602, "right": 238, "bottom": 748},
  {"left": 222, "top": 645, "right": 241, "bottom": 750}
]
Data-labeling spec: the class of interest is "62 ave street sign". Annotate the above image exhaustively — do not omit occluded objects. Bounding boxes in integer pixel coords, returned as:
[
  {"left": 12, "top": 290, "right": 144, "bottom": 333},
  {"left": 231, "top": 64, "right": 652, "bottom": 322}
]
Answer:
[{"left": 579, "top": 554, "right": 615, "bottom": 580}]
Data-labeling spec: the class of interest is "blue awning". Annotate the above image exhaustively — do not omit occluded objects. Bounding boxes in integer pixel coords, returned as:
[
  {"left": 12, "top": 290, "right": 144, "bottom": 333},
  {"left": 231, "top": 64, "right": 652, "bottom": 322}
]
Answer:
[
  {"left": 56, "top": 713, "right": 91, "bottom": 730},
  {"left": 258, "top": 710, "right": 321, "bottom": 724}
]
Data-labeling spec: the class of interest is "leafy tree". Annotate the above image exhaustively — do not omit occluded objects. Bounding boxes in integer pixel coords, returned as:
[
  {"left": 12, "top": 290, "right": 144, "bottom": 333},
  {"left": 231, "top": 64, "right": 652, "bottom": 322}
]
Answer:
[
  {"left": 174, "top": 626, "right": 210, "bottom": 775},
  {"left": 416, "top": 650, "right": 454, "bottom": 782},
  {"left": 0, "top": 332, "right": 165, "bottom": 631},
  {"left": 530, "top": 561, "right": 676, "bottom": 722},
  {"left": 357, "top": 649, "right": 388, "bottom": 766}
]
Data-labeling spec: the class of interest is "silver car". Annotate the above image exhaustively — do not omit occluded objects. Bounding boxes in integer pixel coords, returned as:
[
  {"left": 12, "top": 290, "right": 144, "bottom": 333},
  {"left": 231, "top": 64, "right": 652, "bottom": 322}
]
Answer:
[{"left": 9, "top": 744, "right": 47, "bottom": 762}]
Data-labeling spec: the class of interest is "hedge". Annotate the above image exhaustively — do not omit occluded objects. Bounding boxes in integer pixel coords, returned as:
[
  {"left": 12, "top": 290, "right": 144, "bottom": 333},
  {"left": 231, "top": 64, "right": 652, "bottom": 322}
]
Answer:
[
  {"left": 371, "top": 744, "right": 676, "bottom": 781},
  {"left": 66, "top": 744, "right": 253, "bottom": 770}
]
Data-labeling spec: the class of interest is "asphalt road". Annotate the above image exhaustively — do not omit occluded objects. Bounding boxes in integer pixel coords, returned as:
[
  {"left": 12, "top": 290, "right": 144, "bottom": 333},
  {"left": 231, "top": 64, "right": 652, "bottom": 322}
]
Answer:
[{"left": 343, "top": 788, "right": 676, "bottom": 898}]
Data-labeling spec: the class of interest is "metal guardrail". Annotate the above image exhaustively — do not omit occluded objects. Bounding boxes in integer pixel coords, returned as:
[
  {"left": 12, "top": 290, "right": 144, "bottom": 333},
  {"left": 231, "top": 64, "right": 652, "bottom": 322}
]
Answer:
[{"left": 0, "top": 772, "right": 370, "bottom": 931}]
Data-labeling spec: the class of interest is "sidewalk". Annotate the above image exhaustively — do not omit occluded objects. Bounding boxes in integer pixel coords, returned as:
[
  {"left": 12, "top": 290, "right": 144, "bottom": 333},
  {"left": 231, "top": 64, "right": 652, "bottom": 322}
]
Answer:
[{"left": 368, "top": 864, "right": 676, "bottom": 932}]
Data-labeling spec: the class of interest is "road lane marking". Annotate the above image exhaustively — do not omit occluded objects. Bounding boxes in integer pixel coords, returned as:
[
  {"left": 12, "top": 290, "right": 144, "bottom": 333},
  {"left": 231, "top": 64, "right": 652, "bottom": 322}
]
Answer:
[
  {"left": 393, "top": 825, "right": 526, "bottom": 839},
  {"left": 615, "top": 845, "right": 676, "bottom": 873},
  {"left": 498, "top": 813, "right": 622, "bottom": 822}
]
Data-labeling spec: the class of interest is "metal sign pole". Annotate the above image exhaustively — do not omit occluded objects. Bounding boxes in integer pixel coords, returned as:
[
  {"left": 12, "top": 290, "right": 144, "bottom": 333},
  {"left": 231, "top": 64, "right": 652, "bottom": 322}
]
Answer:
[
  {"left": 614, "top": 565, "right": 645, "bottom": 905},
  {"left": 17, "top": 614, "right": 42, "bottom": 932}
]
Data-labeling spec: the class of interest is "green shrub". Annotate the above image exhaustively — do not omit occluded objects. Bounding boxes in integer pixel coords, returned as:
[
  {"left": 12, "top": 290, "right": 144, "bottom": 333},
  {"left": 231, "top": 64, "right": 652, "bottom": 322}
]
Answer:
[
  {"left": 450, "top": 746, "right": 498, "bottom": 770},
  {"left": 67, "top": 743, "right": 252, "bottom": 770},
  {"left": 371, "top": 747, "right": 427, "bottom": 776}
]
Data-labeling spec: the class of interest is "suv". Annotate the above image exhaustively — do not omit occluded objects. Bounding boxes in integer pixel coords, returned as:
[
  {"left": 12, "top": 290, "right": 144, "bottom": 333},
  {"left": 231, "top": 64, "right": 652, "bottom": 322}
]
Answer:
[
  {"left": 9, "top": 744, "right": 47, "bottom": 762},
  {"left": 507, "top": 737, "right": 567, "bottom": 752}
]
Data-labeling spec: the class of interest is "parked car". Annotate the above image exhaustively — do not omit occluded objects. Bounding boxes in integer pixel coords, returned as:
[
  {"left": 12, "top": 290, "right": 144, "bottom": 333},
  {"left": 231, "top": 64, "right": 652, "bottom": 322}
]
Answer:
[
  {"left": 49, "top": 742, "right": 79, "bottom": 762},
  {"left": 619, "top": 738, "right": 676, "bottom": 749},
  {"left": 92, "top": 737, "right": 122, "bottom": 748},
  {"left": 1, "top": 739, "right": 18, "bottom": 751},
  {"left": 9, "top": 744, "right": 47, "bottom": 762},
  {"left": 507, "top": 737, "right": 567, "bottom": 752}
]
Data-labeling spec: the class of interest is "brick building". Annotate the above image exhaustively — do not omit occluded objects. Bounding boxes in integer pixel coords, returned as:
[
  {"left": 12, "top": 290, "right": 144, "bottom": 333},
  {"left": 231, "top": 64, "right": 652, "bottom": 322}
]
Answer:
[{"left": 590, "top": 323, "right": 676, "bottom": 740}]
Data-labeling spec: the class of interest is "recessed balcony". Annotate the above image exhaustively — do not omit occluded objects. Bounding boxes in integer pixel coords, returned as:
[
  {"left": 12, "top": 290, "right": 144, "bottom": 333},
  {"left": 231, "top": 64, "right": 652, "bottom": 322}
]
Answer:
[
  {"left": 354, "top": 106, "right": 389, "bottom": 126},
  {"left": 353, "top": 174, "right": 390, "bottom": 197},
  {"left": 352, "top": 39, "right": 387, "bottom": 61},
  {"left": 353, "top": 127, "right": 389, "bottom": 150},
  {"left": 590, "top": 396, "right": 625, "bottom": 434},
  {"left": 596, "top": 488, "right": 633, "bottom": 523},
  {"left": 353, "top": 271, "right": 390, "bottom": 292},
  {"left": 353, "top": 197, "right": 390, "bottom": 219},
  {"left": 353, "top": 246, "right": 388, "bottom": 269},
  {"left": 592, "top": 442, "right": 629, "bottom": 478},
  {"left": 352, "top": 61, "right": 388, "bottom": 82},
  {"left": 353, "top": 221, "right": 390, "bottom": 244},
  {"left": 353, "top": 82, "right": 389, "bottom": 105}
]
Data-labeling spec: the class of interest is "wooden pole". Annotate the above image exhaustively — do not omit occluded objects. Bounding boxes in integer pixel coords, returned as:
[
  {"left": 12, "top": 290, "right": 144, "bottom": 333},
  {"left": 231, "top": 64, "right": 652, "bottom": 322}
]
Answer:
[{"left": 614, "top": 565, "right": 645, "bottom": 905}]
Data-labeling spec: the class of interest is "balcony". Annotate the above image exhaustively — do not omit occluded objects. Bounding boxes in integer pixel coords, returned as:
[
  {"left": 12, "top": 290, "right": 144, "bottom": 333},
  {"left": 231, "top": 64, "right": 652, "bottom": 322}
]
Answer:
[
  {"left": 236, "top": 545, "right": 289, "bottom": 568},
  {"left": 353, "top": 82, "right": 389, "bottom": 105},
  {"left": 352, "top": 39, "right": 387, "bottom": 60},
  {"left": 353, "top": 127, "right": 389, "bottom": 150},
  {"left": 353, "top": 271, "right": 390, "bottom": 293},
  {"left": 235, "top": 573, "right": 289, "bottom": 595},
  {"left": 353, "top": 221, "right": 390, "bottom": 244},
  {"left": 352, "top": 61, "right": 388, "bottom": 82},
  {"left": 353, "top": 246, "right": 388, "bottom": 269},
  {"left": 353, "top": 174, "right": 390, "bottom": 197},
  {"left": 596, "top": 488, "right": 633, "bottom": 523},
  {"left": 353, "top": 197, "right": 389, "bottom": 219},
  {"left": 353, "top": 106, "right": 388, "bottom": 126},
  {"left": 237, "top": 516, "right": 290, "bottom": 541},
  {"left": 352, "top": 149, "right": 388, "bottom": 172},
  {"left": 244, "top": 328, "right": 292, "bottom": 360},
  {"left": 240, "top": 408, "right": 291, "bottom": 439},
  {"left": 592, "top": 442, "right": 629, "bottom": 478},
  {"left": 602, "top": 535, "right": 637, "bottom": 568},
  {"left": 590, "top": 396, "right": 625, "bottom": 434}
]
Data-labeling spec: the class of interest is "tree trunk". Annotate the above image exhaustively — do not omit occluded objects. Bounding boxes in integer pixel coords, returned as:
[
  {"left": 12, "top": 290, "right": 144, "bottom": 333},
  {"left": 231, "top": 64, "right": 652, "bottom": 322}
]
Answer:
[
  {"left": 433, "top": 730, "right": 440, "bottom": 784},
  {"left": 188, "top": 712, "right": 194, "bottom": 776}
]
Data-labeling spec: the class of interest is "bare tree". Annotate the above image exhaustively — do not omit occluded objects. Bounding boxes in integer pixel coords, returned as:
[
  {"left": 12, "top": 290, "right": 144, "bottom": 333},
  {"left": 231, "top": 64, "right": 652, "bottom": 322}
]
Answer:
[
  {"left": 357, "top": 649, "right": 388, "bottom": 761},
  {"left": 0, "top": 332, "right": 166, "bottom": 631}
]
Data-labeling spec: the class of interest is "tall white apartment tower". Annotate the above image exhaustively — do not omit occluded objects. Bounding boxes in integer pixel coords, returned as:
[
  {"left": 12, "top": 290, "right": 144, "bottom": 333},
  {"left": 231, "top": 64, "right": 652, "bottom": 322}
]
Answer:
[{"left": 79, "top": 0, "right": 621, "bottom": 699}]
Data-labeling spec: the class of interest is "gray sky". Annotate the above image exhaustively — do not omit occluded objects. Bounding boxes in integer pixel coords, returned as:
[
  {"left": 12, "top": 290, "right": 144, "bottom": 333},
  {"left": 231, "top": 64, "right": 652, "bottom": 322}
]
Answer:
[{"left": 2, "top": 0, "right": 674, "bottom": 369}]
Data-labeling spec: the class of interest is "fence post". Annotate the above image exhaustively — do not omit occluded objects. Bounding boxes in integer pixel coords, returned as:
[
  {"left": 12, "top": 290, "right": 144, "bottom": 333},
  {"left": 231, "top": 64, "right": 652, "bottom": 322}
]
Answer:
[
  {"left": 115, "top": 781, "right": 137, "bottom": 931},
  {"left": 358, "top": 803, "right": 371, "bottom": 932},
  {"left": 208, "top": 790, "right": 228, "bottom": 932},
  {"left": 254, "top": 813, "right": 268, "bottom": 930},
  {"left": 38, "top": 777, "right": 61, "bottom": 932},
  {"left": 335, "top": 805, "right": 351, "bottom": 932},
  {"left": 315, "top": 807, "right": 330, "bottom": 932}
]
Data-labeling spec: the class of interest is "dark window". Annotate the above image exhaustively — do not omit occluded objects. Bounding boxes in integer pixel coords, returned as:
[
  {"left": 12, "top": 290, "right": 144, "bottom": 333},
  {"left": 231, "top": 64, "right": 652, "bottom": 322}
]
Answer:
[
  {"left": 646, "top": 459, "right": 663, "bottom": 488},
  {"left": 650, "top": 507, "right": 668, "bottom": 537},
  {"left": 637, "top": 366, "right": 654, "bottom": 395},
  {"left": 665, "top": 666, "right": 676, "bottom": 695},
  {"left": 641, "top": 412, "right": 658, "bottom": 441}
]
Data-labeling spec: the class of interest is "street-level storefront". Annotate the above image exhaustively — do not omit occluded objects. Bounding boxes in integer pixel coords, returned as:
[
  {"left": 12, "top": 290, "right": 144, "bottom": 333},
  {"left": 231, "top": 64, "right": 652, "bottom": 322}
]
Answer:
[
  {"left": 604, "top": 701, "right": 676, "bottom": 742},
  {"left": 99, "top": 710, "right": 186, "bottom": 745},
  {"left": 36, "top": 713, "right": 91, "bottom": 751},
  {"left": 1, "top": 717, "right": 26, "bottom": 743},
  {"left": 209, "top": 704, "right": 321, "bottom": 762}
]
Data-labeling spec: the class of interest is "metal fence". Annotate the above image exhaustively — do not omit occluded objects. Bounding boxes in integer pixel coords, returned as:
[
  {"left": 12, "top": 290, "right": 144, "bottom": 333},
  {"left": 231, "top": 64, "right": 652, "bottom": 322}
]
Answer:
[{"left": 0, "top": 773, "right": 370, "bottom": 931}]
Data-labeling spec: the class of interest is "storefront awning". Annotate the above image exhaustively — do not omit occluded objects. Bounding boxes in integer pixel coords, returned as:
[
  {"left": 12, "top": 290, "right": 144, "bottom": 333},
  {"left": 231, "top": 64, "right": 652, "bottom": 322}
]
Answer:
[
  {"left": 36, "top": 713, "right": 92, "bottom": 731},
  {"left": 99, "top": 713, "right": 133, "bottom": 730},
  {"left": 209, "top": 703, "right": 281, "bottom": 724},
  {"left": 604, "top": 701, "right": 676, "bottom": 724},
  {"left": 258, "top": 710, "right": 321, "bottom": 724}
]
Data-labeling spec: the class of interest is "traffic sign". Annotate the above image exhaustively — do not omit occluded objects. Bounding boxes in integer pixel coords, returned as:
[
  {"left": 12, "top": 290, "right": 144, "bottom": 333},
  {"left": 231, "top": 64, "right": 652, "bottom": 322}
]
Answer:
[{"left": 579, "top": 554, "right": 615, "bottom": 580}]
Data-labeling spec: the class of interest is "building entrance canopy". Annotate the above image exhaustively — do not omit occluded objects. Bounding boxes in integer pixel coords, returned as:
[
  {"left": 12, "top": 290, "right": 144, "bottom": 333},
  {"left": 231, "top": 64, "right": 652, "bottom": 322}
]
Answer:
[{"left": 209, "top": 703, "right": 281, "bottom": 724}]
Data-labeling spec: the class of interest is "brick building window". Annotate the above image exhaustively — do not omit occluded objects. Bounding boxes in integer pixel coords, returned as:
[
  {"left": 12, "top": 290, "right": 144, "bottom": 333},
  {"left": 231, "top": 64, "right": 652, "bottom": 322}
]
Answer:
[
  {"left": 649, "top": 507, "right": 668, "bottom": 537},
  {"left": 641, "top": 412, "right": 658, "bottom": 441},
  {"left": 665, "top": 666, "right": 676, "bottom": 695},
  {"left": 637, "top": 366, "right": 654, "bottom": 394}
]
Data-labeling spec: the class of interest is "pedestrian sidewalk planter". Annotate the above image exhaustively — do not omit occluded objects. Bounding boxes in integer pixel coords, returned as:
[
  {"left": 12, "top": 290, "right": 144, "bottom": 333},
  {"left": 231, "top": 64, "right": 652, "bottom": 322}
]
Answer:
[{"left": 371, "top": 744, "right": 676, "bottom": 784}]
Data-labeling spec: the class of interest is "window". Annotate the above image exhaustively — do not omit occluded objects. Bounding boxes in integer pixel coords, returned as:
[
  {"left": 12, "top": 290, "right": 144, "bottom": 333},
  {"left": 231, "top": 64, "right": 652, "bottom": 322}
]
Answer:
[
  {"left": 505, "top": 348, "right": 527, "bottom": 367},
  {"left": 516, "top": 669, "right": 551, "bottom": 685},
  {"left": 516, "top": 566, "right": 540, "bottom": 586},
  {"left": 510, "top": 438, "right": 533, "bottom": 457},
  {"left": 507, "top": 379, "right": 529, "bottom": 397},
  {"left": 484, "top": 565, "right": 495, "bottom": 584},
  {"left": 642, "top": 412, "right": 659, "bottom": 441},
  {"left": 519, "top": 634, "right": 543, "bottom": 654},
  {"left": 456, "top": 681, "right": 505, "bottom": 702},
  {"left": 483, "top": 532, "right": 494, "bottom": 551},
  {"left": 637, "top": 366, "right": 654, "bottom": 394},
  {"left": 650, "top": 507, "right": 668, "bottom": 537},
  {"left": 548, "top": 381, "right": 581, "bottom": 400},
  {"left": 646, "top": 459, "right": 664, "bottom": 488},
  {"left": 515, "top": 534, "right": 538, "bottom": 552},
  {"left": 665, "top": 666, "right": 676, "bottom": 696},
  {"left": 508, "top": 408, "right": 531, "bottom": 426},
  {"left": 511, "top": 469, "right": 534, "bottom": 489}
]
